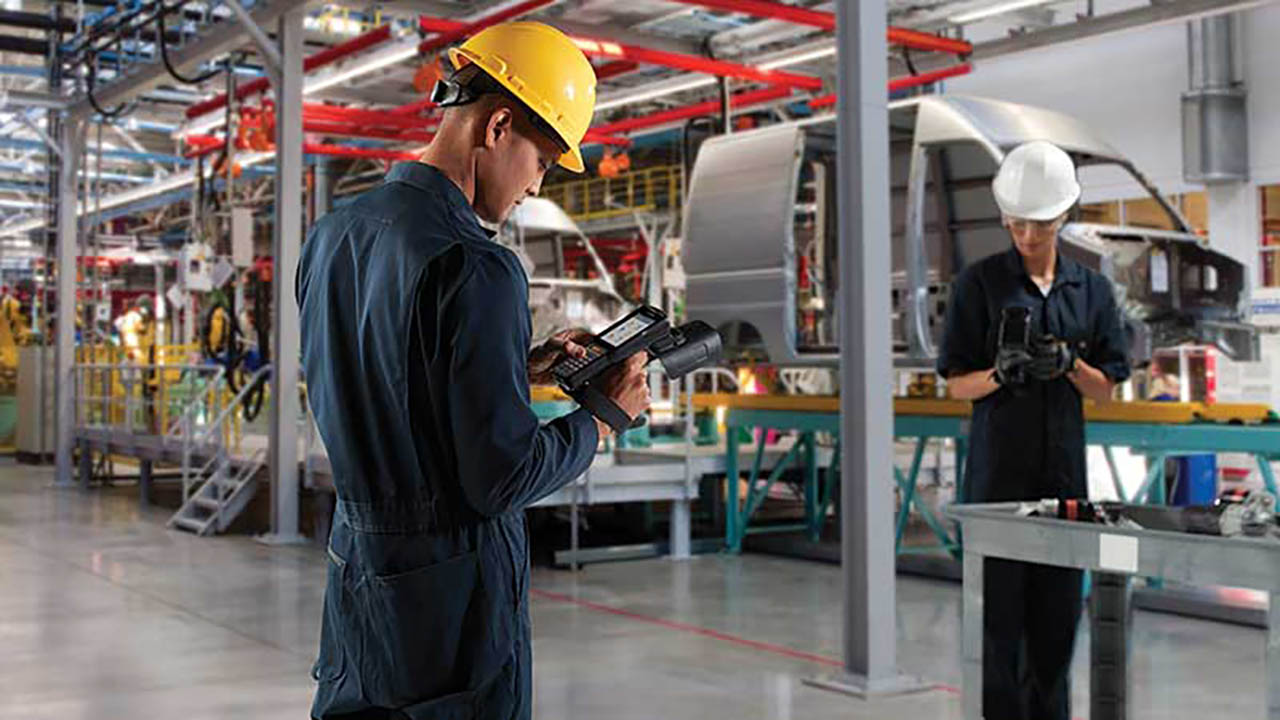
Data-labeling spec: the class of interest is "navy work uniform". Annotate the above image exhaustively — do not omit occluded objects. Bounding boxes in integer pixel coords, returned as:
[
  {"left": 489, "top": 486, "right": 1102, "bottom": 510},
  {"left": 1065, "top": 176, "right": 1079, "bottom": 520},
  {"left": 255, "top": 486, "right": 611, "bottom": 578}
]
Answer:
[
  {"left": 298, "top": 162, "right": 599, "bottom": 720},
  {"left": 938, "top": 246, "right": 1130, "bottom": 720}
]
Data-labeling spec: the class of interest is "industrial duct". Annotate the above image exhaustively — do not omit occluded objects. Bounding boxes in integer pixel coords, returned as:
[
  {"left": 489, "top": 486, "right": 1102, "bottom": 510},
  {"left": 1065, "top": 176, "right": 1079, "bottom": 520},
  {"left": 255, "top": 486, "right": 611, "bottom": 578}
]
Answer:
[{"left": 1182, "top": 15, "right": 1248, "bottom": 184}]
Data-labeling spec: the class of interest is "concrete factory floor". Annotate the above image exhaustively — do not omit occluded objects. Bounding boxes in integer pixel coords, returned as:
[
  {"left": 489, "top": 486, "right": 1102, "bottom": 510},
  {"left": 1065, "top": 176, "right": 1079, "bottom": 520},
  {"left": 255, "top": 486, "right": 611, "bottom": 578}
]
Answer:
[{"left": 0, "top": 458, "right": 1266, "bottom": 720}]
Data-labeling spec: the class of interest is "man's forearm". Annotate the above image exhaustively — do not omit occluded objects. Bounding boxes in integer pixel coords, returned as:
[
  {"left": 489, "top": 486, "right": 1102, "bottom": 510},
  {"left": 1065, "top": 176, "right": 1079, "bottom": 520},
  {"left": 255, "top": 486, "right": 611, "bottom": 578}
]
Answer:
[
  {"left": 1068, "top": 359, "right": 1115, "bottom": 403},
  {"left": 947, "top": 369, "right": 1000, "bottom": 401}
]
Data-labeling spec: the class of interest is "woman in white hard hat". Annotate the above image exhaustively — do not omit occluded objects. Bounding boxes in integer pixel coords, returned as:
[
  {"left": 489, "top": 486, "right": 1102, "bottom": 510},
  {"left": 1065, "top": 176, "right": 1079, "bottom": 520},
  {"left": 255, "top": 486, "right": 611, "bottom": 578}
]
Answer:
[{"left": 937, "top": 140, "right": 1131, "bottom": 720}]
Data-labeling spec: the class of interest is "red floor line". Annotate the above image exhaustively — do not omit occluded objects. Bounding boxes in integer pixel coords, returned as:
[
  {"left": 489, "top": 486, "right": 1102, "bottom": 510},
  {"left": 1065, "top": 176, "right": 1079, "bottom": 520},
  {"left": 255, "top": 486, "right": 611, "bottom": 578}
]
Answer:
[
  {"left": 531, "top": 587, "right": 845, "bottom": 668},
  {"left": 532, "top": 588, "right": 978, "bottom": 699}
]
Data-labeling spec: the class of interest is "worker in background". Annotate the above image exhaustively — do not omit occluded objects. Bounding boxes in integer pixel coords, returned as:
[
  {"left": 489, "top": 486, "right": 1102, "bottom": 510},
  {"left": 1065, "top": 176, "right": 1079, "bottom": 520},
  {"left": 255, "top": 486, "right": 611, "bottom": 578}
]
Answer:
[
  {"left": 938, "top": 141, "right": 1131, "bottom": 720},
  {"left": 298, "top": 22, "right": 649, "bottom": 720},
  {"left": 0, "top": 286, "right": 29, "bottom": 344},
  {"left": 116, "top": 296, "right": 155, "bottom": 364}
]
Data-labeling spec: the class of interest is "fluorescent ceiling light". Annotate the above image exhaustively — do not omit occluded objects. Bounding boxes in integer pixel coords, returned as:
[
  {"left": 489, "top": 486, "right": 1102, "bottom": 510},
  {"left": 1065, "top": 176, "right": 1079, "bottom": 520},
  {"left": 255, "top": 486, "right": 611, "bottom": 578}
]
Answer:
[
  {"left": 595, "top": 76, "right": 718, "bottom": 112},
  {"left": 304, "top": 38, "right": 418, "bottom": 95},
  {"left": 178, "top": 36, "right": 419, "bottom": 139},
  {"left": 594, "top": 41, "right": 833, "bottom": 115},
  {"left": 948, "top": 0, "right": 1055, "bottom": 24},
  {"left": 758, "top": 45, "right": 835, "bottom": 70}
]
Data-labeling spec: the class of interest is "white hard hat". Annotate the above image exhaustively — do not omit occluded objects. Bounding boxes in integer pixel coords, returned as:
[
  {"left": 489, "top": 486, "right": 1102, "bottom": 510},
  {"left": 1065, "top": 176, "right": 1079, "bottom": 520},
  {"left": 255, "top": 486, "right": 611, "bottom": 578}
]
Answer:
[{"left": 992, "top": 140, "right": 1081, "bottom": 221}]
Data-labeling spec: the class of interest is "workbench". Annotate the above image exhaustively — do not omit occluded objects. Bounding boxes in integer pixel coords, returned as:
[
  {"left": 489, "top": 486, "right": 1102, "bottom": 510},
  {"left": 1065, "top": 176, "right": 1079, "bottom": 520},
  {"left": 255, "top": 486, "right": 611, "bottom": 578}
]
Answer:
[
  {"left": 948, "top": 502, "right": 1280, "bottom": 720},
  {"left": 691, "top": 394, "right": 1280, "bottom": 555}
]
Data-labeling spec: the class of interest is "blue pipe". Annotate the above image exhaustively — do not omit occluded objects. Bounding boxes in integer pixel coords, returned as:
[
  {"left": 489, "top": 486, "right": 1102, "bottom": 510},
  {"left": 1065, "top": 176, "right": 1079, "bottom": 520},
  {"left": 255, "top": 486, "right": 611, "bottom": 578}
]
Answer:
[
  {"left": 0, "top": 137, "right": 190, "bottom": 166},
  {"left": 0, "top": 65, "right": 46, "bottom": 78}
]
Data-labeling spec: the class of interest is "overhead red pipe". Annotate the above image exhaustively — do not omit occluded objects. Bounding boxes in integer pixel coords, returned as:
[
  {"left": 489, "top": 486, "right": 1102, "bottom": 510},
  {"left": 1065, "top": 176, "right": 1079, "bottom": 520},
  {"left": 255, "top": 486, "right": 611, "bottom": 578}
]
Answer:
[
  {"left": 416, "top": 15, "right": 822, "bottom": 90},
  {"left": 303, "top": 120, "right": 434, "bottom": 144},
  {"left": 808, "top": 93, "right": 835, "bottom": 109},
  {"left": 185, "top": 24, "right": 394, "bottom": 121},
  {"left": 887, "top": 27, "right": 972, "bottom": 55},
  {"left": 798, "top": 63, "right": 971, "bottom": 112},
  {"left": 304, "top": 143, "right": 418, "bottom": 162},
  {"left": 184, "top": 134, "right": 421, "bottom": 162},
  {"left": 594, "top": 60, "right": 639, "bottom": 81},
  {"left": 418, "top": 0, "right": 555, "bottom": 55},
  {"left": 582, "top": 131, "right": 632, "bottom": 147},
  {"left": 578, "top": 40, "right": 821, "bottom": 91},
  {"left": 304, "top": 103, "right": 436, "bottom": 130},
  {"left": 887, "top": 62, "right": 971, "bottom": 92},
  {"left": 666, "top": 0, "right": 971, "bottom": 55},
  {"left": 583, "top": 64, "right": 970, "bottom": 141},
  {"left": 591, "top": 85, "right": 792, "bottom": 136}
]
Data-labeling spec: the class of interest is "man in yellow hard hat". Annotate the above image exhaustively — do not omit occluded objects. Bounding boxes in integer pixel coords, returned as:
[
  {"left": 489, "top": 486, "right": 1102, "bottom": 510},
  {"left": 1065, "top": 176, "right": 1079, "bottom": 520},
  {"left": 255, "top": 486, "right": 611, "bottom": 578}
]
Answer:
[{"left": 298, "top": 21, "right": 649, "bottom": 720}]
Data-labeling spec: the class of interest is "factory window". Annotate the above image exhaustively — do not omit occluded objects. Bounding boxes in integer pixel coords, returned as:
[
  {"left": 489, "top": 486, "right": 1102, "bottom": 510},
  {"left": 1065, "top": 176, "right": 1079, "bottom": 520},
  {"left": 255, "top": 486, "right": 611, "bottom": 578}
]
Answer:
[
  {"left": 1079, "top": 192, "right": 1208, "bottom": 235},
  {"left": 1262, "top": 185, "right": 1280, "bottom": 288}
]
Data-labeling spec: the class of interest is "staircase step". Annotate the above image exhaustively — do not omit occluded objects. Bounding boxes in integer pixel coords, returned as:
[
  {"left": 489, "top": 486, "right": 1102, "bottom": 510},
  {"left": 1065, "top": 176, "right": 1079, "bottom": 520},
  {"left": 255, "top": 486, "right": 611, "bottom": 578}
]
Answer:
[
  {"left": 172, "top": 516, "right": 209, "bottom": 533},
  {"left": 194, "top": 496, "right": 222, "bottom": 511}
]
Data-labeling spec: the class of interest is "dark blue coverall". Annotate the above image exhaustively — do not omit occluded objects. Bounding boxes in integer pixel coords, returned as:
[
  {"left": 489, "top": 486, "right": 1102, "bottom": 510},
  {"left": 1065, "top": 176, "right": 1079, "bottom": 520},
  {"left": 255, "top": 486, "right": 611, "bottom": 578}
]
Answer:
[
  {"left": 938, "top": 246, "right": 1130, "bottom": 720},
  {"left": 298, "top": 162, "right": 599, "bottom": 720}
]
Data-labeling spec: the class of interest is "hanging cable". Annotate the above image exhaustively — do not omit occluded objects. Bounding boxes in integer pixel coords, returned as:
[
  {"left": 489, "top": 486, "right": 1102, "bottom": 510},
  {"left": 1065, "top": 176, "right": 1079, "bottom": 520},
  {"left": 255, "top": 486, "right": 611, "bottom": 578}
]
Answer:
[
  {"left": 85, "top": 53, "right": 133, "bottom": 118},
  {"left": 158, "top": 0, "right": 222, "bottom": 85}
]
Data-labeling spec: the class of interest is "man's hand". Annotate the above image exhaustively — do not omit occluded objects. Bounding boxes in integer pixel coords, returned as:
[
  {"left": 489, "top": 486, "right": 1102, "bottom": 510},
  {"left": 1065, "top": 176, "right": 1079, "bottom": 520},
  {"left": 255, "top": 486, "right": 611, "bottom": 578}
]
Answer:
[
  {"left": 528, "top": 328, "right": 593, "bottom": 385},
  {"left": 1027, "top": 338, "right": 1077, "bottom": 381},
  {"left": 594, "top": 352, "right": 651, "bottom": 438},
  {"left": 994, "top": 346, "right": 1033, "bottom": 386}
]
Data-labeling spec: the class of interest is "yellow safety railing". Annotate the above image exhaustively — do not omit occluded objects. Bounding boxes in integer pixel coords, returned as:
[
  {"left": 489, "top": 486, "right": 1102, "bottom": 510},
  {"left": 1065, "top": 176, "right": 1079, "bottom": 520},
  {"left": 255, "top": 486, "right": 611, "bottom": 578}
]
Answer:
[
  {"left": 541, "top": 165, "right": 684, "bottom": 223},
  {"left": 74, "top": 343, "right": 247, "bottom": 451}
]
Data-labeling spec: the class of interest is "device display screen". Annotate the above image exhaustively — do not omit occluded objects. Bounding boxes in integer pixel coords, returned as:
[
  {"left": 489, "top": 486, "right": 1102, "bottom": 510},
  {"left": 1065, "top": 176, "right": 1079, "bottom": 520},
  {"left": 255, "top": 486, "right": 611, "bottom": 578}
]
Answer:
[
  {"left": 999, "top": 306, "right": 1032, "bottom": 349},
  {"left": 600, "top": 313, "right": 658, "bottom": 347}
]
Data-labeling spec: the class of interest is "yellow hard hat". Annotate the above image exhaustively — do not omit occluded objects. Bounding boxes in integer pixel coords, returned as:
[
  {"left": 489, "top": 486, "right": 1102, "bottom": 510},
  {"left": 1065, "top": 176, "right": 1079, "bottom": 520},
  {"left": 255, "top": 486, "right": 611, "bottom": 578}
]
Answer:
[{"left": 448, "top": 21, "right": 596, "bottom": 173}]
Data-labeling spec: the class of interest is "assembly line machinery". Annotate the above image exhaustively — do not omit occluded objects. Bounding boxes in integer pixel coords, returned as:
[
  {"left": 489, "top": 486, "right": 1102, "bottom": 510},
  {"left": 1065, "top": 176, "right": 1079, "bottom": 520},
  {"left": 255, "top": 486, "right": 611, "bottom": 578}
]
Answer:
[{"left": 682, "top": 94, "right": 1258, "bottom": 367}]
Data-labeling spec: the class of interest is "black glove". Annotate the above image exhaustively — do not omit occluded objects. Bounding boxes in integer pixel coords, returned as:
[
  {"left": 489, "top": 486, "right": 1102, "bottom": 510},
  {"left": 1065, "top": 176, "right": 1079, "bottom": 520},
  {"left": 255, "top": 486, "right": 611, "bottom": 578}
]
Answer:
[
  {"left": 994, "top": 346, "right": 1034, "bottom": 386},
  {"left": 1027, "top": 337, "right": 1077, "bottom": 381}
]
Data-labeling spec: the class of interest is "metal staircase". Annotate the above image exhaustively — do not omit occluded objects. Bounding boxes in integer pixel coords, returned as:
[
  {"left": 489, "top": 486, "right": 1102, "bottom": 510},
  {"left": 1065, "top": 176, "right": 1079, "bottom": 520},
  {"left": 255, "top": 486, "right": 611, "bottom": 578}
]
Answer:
[
  {"left": 168, "top": 365, "right": 272, "bottom": 536},
  {"left": 169, "top": 446, "right": 267, "bottom": 535}
]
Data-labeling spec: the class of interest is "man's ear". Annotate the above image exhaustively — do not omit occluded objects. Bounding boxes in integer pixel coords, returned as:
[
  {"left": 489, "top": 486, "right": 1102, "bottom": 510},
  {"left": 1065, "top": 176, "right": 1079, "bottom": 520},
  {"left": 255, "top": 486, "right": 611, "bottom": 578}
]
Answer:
[{"left": 482, "top": 105, "right": 515, "bottom": 151}]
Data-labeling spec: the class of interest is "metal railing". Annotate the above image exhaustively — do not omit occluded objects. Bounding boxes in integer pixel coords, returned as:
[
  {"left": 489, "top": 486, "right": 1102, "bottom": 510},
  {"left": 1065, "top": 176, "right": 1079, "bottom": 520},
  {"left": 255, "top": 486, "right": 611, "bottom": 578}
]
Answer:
[
  {"left": 541, "top": 165, "right": 684, "bottom": 222},
  {"left": 75, "top": 362, "right": 230, "bottom": 443},
  {"left": 175, "top": 364, "right": 271, "bottom": 503},
  {"left": 75, "top": 343, "right": 237, "bottom": 440}
]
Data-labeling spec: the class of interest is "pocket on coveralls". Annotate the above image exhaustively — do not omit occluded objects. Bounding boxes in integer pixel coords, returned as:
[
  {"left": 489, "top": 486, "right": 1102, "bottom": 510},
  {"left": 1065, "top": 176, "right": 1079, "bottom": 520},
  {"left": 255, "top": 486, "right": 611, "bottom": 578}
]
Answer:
[
  {"left": 362, "top": 550, "right": 482, "bottom": 708},
  {"left": 311, "top": 545, "right": 351, "bottom": 684}
]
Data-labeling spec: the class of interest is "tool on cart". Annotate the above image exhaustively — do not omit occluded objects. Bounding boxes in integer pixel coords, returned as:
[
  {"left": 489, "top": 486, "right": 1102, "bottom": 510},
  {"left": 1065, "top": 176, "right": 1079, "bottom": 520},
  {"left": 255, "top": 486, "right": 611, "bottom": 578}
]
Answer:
[
  {"left": 1021, "top": 491, "right": 1280, "bottom": 539},
  {"left": 552, "top": 305, "right": 722, "bottom": 434}
]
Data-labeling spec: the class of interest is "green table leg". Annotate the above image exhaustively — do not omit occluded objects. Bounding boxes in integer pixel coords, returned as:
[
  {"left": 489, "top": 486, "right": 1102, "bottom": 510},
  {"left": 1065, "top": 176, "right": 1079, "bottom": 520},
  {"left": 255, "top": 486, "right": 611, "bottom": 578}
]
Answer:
[
  {"left": 1133, "top": 452, "right": 1166, "bottom": 505},
  {"left": 955, "top": 437, "right": 967, "bottom": 502},
  {"left": 725, "top": 422, "right": 739, "bottom": 552},
  {"left": 744, "top": 439, "right": 802, "bottom": 519},
  {"left": 894, "top": 437, "right": 928, "bottom": 553},
  {"left": 816, "top": 441, "right": 840, "bottom": 532},
  {"left": 1149, "top": 453, "right": 1167, "bottom": 505},
  {"left": 1103, "top": 446, "right": 1127, "bottom": 502},
  {"left": 1257, "top": 453, "right": 1278, "bottom": 496},
  {"left": 804, "top": 432, "right": 820, "bottom": 541}
]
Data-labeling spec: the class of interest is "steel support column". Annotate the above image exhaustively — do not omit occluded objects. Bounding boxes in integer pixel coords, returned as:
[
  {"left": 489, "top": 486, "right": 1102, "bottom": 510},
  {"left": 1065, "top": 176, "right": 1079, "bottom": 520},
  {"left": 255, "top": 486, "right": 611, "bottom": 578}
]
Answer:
[
  {"left": 53, "top": 114, "right": 85, "bottom": 487},
  {"left": 836, "top": 0, "right": 895, "bottom": 685},
  {"left": 811, "top": 0, "right": 919, "bottom": 696},
  {"left": 261, "top": 6, "right": 306, "bottom": 545}
]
